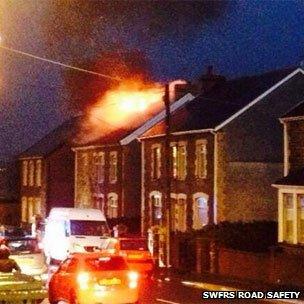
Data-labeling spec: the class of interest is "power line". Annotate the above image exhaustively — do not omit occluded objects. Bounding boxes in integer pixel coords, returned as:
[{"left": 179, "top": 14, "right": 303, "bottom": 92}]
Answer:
[{"left": 0, "top": 45, "right": 122, "bottom": 82}]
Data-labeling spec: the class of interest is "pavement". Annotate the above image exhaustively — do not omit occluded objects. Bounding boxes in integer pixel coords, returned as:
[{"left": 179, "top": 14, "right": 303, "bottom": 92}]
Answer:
[{"left": 156, "top": 268, "right": 304, "bottom": 304}]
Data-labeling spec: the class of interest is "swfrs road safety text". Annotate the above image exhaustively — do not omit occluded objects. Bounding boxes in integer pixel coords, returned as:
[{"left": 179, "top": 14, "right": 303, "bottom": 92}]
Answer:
[{"left": 201, "top": 291, "right": 301, "bottom": 300}]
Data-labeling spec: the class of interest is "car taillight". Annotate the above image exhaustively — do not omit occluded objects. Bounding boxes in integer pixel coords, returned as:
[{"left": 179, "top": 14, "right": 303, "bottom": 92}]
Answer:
[
  {"left": 128, "top": 271, "right": 139, "bottom": 289},
  {"left": 77, "top": 272, "right": 90, "bottom": 290}
]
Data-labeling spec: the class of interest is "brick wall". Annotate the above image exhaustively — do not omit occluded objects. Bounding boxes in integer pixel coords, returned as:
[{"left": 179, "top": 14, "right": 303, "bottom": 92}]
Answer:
[
  {"left": 223, "top": 162, "right": 282, "bottom": 222},
  {"left": 286, "top": 120, "right": 304, "bottom": 172}
]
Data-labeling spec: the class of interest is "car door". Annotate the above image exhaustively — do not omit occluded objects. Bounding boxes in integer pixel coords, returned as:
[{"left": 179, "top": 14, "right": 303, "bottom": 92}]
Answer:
[{"left": 52, "top": 258, "right": 78, "bottom": 301}]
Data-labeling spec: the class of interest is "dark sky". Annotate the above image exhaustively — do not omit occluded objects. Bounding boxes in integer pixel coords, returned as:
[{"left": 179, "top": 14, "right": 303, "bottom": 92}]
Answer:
[{"left": 0, "top": 0, "right": 303, "bottom": 158}]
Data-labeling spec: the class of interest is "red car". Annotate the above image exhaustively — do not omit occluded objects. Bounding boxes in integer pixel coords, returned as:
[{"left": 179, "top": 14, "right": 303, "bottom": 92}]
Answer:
[
  {"left": 101, "top": 237, "right": 154, "bottom": 277},
  {"left": 48, "top": 253, "right": 139, "bottom": 304}
]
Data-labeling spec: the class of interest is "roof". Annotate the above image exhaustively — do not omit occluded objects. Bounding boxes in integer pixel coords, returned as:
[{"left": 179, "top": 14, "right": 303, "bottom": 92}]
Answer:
[
  {"left": 73, "top": 93, "right": 195, "bottom": 147},
  {"left": 19, "top": 116, "right": 80, "bottom": 158},
  {"left": 274, "top": 168, "right": 304, "bottom": 186},
  {"left": 281, "top": 101, "right": 304, "bottom": 120},
  {"left": 139, "top": 67, "right": 303, "bottom": 137}
]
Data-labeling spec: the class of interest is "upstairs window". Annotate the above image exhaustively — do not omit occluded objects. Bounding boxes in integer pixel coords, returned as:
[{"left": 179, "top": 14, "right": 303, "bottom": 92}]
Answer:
[
  {"left": 171, "top": 142, "right": 187, "bottom": 180},
  {"left": 109, "top": 151, "right": 118, "bottom": 183},
  {"left": 151, "top": 145, "right": 161, "bottom": 179},
  {"left": 94, "top": 152, "right": 105, "bottom": 184},
  {"left": 35, "top": 160, "right": 42, "bottom": 187},
  {"left": 283, "top": 193, "right": 294, "bottom": 243},
  {"left": 29, "top": 160, "right": 35, "bottom": 186},
  {"left": 22, "top": 161, "right": 28, "bottom": 186},
  {"left": 195, "top": 140, "right": 207, "bottom": 179}
]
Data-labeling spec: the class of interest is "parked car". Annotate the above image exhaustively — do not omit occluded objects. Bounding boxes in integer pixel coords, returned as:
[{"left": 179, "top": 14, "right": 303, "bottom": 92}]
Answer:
[
  {"left": 101, "top": 237, "right": 154, "bottom": 277},
  {"left": 6, "top": 236, "right": 48, "bottom": 282},
  {"left": 0, "top": 225, "right": 26, "bottom": 238},
  {"left": 48, "top": 253, "right": 140, "bottom": 304}
]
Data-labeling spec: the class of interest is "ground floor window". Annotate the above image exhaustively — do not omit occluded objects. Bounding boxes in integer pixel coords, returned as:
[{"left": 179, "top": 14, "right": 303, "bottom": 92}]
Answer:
[
  {"left": 107, "top": 193, "right": 118, "bottom": 218},
  {"left": 171, "top": 194, "right": 187, "bottom": 232},
  {"left": 94, "top": 194, "right": 105, "bottom": 212},
  {"left": 283, "top": 193, "right": 294, "bottom": 243},
  {"left": 21, "top": 196, "right": 42, "bottom": 223},
  {"left": 151, "top": 193, "right": 162, "bottom": 226},
  {"left": 297, "top": 194, "right": 304, "bottom": 243},
  {"left": 192, "top": 193, "right": 209, "bottom": 230}
]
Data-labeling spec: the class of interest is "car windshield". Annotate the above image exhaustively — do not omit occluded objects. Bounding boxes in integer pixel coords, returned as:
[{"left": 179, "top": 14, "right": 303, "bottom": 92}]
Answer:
[
  {"left": 85, "top": 256, "right": 128, "bottom": 271},
  {"left": 0, "top": 227, "right": 25, "bottom": 238},
  {"left": 70, "top": 220, "right": 109, "bottom": 236},
  {"left": 7, "top": 239, "right": 40, "bottom": 254},
  {"left": 120, "top": 239, "right": 148, "bottom": 251}
]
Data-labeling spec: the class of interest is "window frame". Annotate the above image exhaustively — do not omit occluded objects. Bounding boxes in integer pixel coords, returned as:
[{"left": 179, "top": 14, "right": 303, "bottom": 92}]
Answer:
[
  {"left": 151, "top": 144, "right": 161, "bottom": 180},
  {"left": 195, "top": 140, "right": 207, "bottom": 179},
  {"left": 109, "top": 151, "right": 118, "bottom": 184}
]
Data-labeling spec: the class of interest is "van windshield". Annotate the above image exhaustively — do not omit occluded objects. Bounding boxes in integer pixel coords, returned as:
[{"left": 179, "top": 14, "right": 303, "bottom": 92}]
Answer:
[{"left": 70, "top": 220, "right": 109, "bottom": 236}]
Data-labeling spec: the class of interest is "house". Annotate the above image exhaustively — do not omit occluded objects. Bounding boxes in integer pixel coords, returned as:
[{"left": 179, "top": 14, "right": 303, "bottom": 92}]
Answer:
[
  {"left": 72, "top": 94, "right": 195, "bottom": 231},
  {"left": 0, "top": 157, "right": 19, "bottom": 225},
  {"left": 273, "top": 101, "right": 304, "bottom": 246},
  {"left": 18, "top": 118, "right": 78, "bottom": 225},
  {"left": 124, "top": 67, "right": 304, "bottom": 260}
]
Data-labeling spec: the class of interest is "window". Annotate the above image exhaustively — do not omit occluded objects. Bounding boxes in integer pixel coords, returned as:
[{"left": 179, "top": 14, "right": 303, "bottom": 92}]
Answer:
[
  {"left": 283, "top": 193, "right": 294, "bottom": 243},
  {"left": 21, "top": 197, "right": 27, "bottom": 222},
  {"left": 35, "top": 160, "right": 42, "bottom": 186},
  {"left": 94, "top": 152, "right": 105, "bottom": 183},
  {"left": 107, "top": 193, "right": 118, "bottom": 218},
  {"left": 192, "top": 194, "right": 209, "bottom": 230},
  {"left": 21, "top": 197, "right": 41, "bottom": 223},
  {"left": 298, "top": 195, "right": 304, "bottom": 244},
  {"left": 28, "top": 160, "right": 35, "bottom": 186},
  {"left": 171, "top": 143, "right": 187, "bottom": 180},
  {"left": 172, "top": 194, "right": 187, "bottom": 232},
  {"left": 151, "top": 145, "right": 161, "bottom": 179},
  {"left": 195, "top": 141, "right": 207, "bottom": 178},
  {"left": 150, "top": 193, "right": 162, "bottom": 226},
  {"left": 109, "top": 151, "right": 118, "bottom": 183},
  {"left": 22, "top": 161, "right": 28, "bottom": 186},
  {"left": 172, "top": 146, "right": 178, "bottom": 179},
  {"left": 94, "top": 194, "right": 105, "bottom": 212}
]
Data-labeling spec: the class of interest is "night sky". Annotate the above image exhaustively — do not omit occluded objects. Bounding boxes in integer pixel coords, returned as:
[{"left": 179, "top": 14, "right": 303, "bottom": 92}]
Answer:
[{"left": 0, "top": 0, "right": 303, "bottom": 158}]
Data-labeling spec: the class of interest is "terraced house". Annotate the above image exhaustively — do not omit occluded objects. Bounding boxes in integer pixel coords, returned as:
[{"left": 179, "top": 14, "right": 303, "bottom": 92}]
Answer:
[
  {"left": 19, "top": 118, "right": 78, "bottom": 224},
  {"left": 73, "top": 93, "right": 195, "bottom": 230},
  {"left": 126, "top": 67, "right": 304, "bottom": 266}
]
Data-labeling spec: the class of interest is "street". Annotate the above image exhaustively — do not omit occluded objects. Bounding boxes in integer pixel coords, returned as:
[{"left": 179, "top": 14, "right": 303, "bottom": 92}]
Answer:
[{"left": 42, "top": 276, "right": 266, "bottom": 304}]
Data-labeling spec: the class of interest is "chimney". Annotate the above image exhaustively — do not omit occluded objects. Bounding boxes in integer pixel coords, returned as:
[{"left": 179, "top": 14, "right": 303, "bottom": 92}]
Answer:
[
  {"left": 195, "top": 66, "right": 225, "bottom": 94},
  {"left": 169, "top": 79, "right": 195, "bottom": 102}
]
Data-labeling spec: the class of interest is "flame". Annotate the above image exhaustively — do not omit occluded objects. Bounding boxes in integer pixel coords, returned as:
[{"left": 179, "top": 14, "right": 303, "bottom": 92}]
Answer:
[{"left": 78, "top": 78, "right": 164, "bottom": 144}]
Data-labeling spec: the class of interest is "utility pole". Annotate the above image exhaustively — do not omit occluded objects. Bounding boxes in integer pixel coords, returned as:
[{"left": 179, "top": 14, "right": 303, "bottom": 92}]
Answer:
[{"left": 163, "top": 84, "right": 171, "bottom": 268}]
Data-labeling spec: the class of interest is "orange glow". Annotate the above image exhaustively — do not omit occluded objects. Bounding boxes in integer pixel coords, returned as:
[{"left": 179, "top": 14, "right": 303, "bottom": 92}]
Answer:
[
  {"left": 90, "top": 79, "right": 163, "bottom": 125},
  {"left": 79, "top": 78, "right": 164, "bottom": 144}
]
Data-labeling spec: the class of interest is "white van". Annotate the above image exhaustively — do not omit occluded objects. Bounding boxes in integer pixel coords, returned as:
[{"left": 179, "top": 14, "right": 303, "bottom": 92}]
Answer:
[{"left": 43, "top": 208, "right": 110, "bottom": 263}]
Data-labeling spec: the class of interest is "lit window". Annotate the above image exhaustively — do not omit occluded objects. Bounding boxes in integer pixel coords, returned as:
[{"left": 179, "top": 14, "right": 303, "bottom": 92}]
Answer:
[
  {"left": 172, "top": 195, "right": 187, "bottom": 232},
  {"left": 21, "top": 197, "right": 27, "bottom": 222},
  {"left": 151, "top": 194, "right": 162, "bottom": 226},
  {"left": 109, "top": 151, "right": 118, "bottom": 183},
  {"left": 35, "top": 160, "right": 42, "bottom": 186},
  {"left": 94, "top": 152, "right": 105, "bottom": 183},
  {"left": 22, "top": 161, "right": 28, "bottom": 186},
  {"left": 192, "top": 196, "right": 208, "bottom": 230},
  {"left": 172, "top": 146, "right": 178, "bottom": 179},
  {"left": 171, "top": 143, "right": 187, "bottom": 180},
  {"left": 283, "top": 193, "right": 294, "bottom": 243},
  {"left": 28, "top": 197, "right": 34, "bottom": 223},
  {"left": 298, "top": 195, "right": 304, "bottom": 244},
  {"left": 107, "top": 193, "right": 118, "bottom": 218},
  {"left": 34, "top": 198, "right": 42, "bottom": 217},
  {"left": 151, "top": 145, "right": 161, "bottom": 179},
  {"left": 29, "top": 160, "right": 35, "bottom": 186},
  {"left": 195, "top": 141, "right": 207, "bottom": 179}
]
